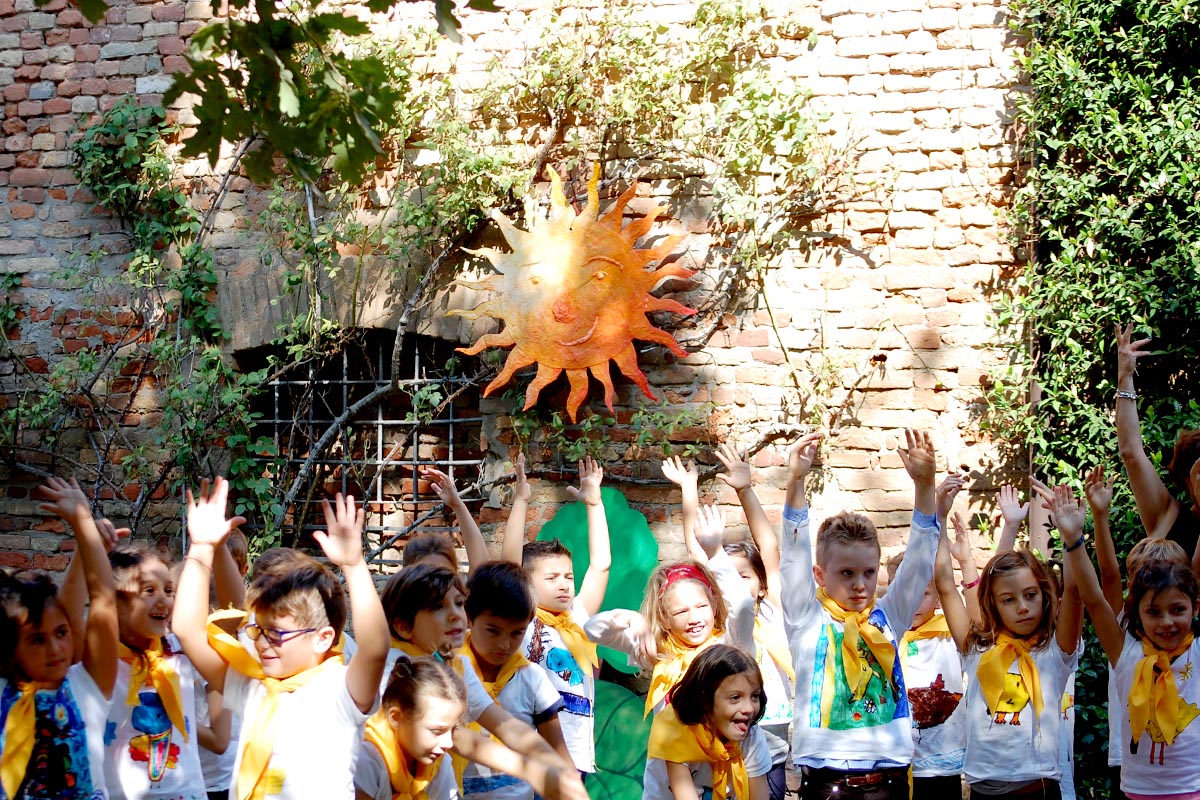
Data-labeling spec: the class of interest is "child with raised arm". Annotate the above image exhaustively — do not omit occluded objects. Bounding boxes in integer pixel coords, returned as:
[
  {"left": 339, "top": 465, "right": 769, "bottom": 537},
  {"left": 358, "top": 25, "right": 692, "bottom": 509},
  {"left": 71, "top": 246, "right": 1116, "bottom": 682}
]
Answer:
[
  {"left": 501, "top": 457, "right": 610, "bottom": 776},
  {"left": 0, "top": 477, "right": 119, "bottom": 800},
  {"left": 173, "top": 478, "right": 390, "bottom": 800},
  {"left": 781, "top": 430, "right": 941, "bottom": 800}
]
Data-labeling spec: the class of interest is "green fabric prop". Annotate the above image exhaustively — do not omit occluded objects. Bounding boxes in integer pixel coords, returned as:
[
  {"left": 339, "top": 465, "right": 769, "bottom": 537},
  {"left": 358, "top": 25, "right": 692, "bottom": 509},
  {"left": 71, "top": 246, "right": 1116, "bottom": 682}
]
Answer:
[
  {"left": 586, "top": 679, "right": 653, "bottom": 800},
  {"left": 538, "top": 486, "right": 657, "bottom": 674}
]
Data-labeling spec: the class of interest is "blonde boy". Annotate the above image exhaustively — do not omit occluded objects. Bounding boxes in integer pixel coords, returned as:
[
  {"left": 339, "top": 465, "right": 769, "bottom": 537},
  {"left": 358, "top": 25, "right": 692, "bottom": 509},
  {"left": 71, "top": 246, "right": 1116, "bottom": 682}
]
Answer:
[
  {"left": 781, "top": 431, "right": 940, "bottom": 800},
  {"left": 173, "top": 478, "right": 389, "bottom": 800},
  {"left": 501, "top": 456, "right": 610, "bottom": 775}
]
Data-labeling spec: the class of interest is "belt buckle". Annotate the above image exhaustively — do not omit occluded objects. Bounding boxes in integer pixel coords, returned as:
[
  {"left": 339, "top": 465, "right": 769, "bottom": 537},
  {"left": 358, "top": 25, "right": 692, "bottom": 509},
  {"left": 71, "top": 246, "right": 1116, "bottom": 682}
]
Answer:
[{"left": 844, "top": 772, "right": 883, "bottom": 787}]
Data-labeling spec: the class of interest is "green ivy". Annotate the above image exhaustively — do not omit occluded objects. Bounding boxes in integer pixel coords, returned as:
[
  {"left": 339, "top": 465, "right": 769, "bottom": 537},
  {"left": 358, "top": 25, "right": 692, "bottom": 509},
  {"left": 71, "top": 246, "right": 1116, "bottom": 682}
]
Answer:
[{"left": 1000, "top": 2, "right": 1200, "bottom": 796}]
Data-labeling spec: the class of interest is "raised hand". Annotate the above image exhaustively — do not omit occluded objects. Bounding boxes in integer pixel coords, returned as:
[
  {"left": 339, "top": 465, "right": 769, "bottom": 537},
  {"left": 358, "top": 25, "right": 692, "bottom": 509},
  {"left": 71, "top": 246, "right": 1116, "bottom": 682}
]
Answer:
[
  {"left": 897, "top": 429, "right": 936, "bottom": 486},
  {"left": 787, "top": 432, "right": 823, "bottom": 481},
  {"left": 421, "top": 466, "right": 465, "bottom": 508},
  {"left": 949, "top": 512, "right": 973, "bottom": 565},
  {"left": 185, "top": 477, "right": 246, "bottom": 548},
  {"left": 1084, "top": 465, "right": 1115, "bottom": 514},
  {"left": 565, "top": 456, "right": 603, "bottom": 507},
  {"left": 38, "top": 476, "right": 93, "bottom": 525},
  {"left": 316, "top": 493, "right": 366, "bottom": 568},
  {"left": 513, "top": 452, "right": 531, "bottom": 502},
  {"left": 1043, "top": 484, "right": 1085, "bottom": 543},
  {"left": 997, "top": 485, "right": 1030, "bottom": 526},
  {"left": 1116, "top": 322, "right": 1153, "bottom": 384},
  {"left": 936, "top": 473, "right": 966, "bottom": 520},
  {"left": 714, "top": 444, "right": 752, "bottom": 492},
  {"left": 693, "top": 503, "right": 726, "bottom": 558},
  {"left": 660, "top": 455, "right": 698, "bottom": 491},
  {"left": 95, "top": 518, "right": 130, "bottom": 552}
]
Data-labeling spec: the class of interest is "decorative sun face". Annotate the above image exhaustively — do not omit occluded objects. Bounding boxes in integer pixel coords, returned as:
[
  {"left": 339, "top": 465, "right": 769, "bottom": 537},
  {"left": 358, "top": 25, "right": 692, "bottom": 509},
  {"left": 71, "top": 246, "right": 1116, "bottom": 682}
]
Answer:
[{"left": 451, "top": 166, "right": 696, "bottom": 421}]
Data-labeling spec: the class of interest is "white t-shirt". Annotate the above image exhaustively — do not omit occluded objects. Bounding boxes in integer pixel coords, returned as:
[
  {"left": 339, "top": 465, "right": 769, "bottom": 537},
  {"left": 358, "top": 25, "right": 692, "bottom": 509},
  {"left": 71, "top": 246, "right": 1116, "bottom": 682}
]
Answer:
[
  {"left": 0, "top": 662, "right": 111, "bottom": 799},
  {"left": 355, "top": 744, "right": 459, "bottom": 800},
  {"left": 901, "top": 626, "right": 966, "bottom": 777},
  {"left": 754, "top": 600, "right": 793, "bottom": 729},
  {"left": 383, "top": 648, "right": 494, "bottom": 723},
  {"left": 463, "top": 664, "right": 564, "bottom": 800},
  {"left": 642, "top": 724, "right": 772, "bottom": 800},
  {"left": 780, "top": 505, "right": 941, "bottom": 768},
  {"left": 196, "top": 681, "right": 240, "bottom": 793},
  {"left": 522, "top": 599, "right": 596, "bottom": 773},
  {"left": 1060, "top": 673, "right": 1076, "bottom": 800},
  {"left": 225, "top": 659, "right": 371, "bottom": 800},
  {"left": 1115, "top": 633, "right": 1200, "bottom": 796},
  {"left": 962, "top": 639, "right": 1080, "bottom": 786},
  {"left": 105, "top": 648, "right": 206, "bottom": 800},
  {"left": 1109, "top": 610, "right": 1126, "bottom": 768}
]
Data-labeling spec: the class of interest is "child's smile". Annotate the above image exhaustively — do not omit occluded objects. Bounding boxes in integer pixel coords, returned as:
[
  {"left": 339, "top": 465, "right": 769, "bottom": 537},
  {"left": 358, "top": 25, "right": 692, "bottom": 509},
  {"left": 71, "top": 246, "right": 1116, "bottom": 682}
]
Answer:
[
  {"left": 665, "top": 582, "right": 715, "bottom": 646},
  {"left": 1139, "top": 587, "right": 1195, "bottom": 652}
]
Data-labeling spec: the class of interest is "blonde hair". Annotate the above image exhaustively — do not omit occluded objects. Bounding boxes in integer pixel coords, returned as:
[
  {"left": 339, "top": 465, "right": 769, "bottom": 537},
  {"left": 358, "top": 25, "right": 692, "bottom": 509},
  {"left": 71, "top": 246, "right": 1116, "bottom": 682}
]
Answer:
[
  {"left": 816, "top": 512, "right": 880, "bottom": 567},
  {"left": 640, "top": 560, "right": 728, "bottom": 659},
  {"left": 1126, "top": 538, "right": 1188, "bottom": 576}
]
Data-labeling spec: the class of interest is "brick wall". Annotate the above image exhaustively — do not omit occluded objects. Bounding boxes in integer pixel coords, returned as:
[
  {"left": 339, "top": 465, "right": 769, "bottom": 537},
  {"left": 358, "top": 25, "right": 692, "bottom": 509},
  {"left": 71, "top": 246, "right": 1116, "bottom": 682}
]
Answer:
[{"left": 1, "top": 0, "right": 1024, "bottom": 578}]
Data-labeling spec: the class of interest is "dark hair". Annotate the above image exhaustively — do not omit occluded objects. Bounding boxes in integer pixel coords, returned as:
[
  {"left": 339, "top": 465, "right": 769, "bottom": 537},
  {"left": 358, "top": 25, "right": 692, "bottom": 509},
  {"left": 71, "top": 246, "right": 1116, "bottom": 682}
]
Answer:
[
  {"left": 382, "top": 655, "right": 467, "bottom": 719},
  {"left": 670, "top": 644, "right": 765, "bottom": 729},
  {"left": 402, "top": 533, "right": 458, "bottom": 570},
  {"left": 723, "top": 541, "right": 768, "bottom": 601},
  {"left": 0, "top": 570, "right": 67, "bottom": 681},
  {"left": 109, "top": 540, "right": 172, "bottom": 594},
  {"left": 249, "top": 547, "right": 302, "bottom": 582},
  {"left": 1123, "top": 560, "right": 1200, "bottom": 641},
  {"left": 381, "top": 564, "right": 466, "bottom": 638},
  {"left": 969, "top": 550, "right": 1057, "bottom": 650},
  {"left": 465, "top": 561, "right": 535, "bottom": 622},
  {"left": 246, "top": 552, "right": 347, "bottom": 638},
  {"left": 1168, "top": 430, "right": 1200, "bottom": 495},
  {"left": 225, "top": 529, "right": 249, "bottom": 575},
  {"left": 521, "top": 539, "right": 573, "bottom": 570}
]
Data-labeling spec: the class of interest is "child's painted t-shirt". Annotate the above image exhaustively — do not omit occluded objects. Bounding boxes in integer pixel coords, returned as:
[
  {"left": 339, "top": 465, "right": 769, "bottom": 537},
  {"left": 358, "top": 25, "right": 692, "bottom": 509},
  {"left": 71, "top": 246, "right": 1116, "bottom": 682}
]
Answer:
[
  {"left": 0, "top": 662, "right": 111, "bottom": 800},
  {"left": 780, "top": 505, "right": 940, "bottom": 768},
  {"left": 900, "top": 622, "right": 966, "bottom": 777},
  {"left": 1115, "top": 633, "right": 1200, "bottom": 796},
  {"left": 521, "top": 599, "right": 596, "bottom": 773},
  {"left": 462, "top": 664, "right": 565, "bottom": 800},
  {"left": 642, "top": 724, "right": 772, "bottom": 800},
  {"left": 105, "top": 647, "right": 205, "bottom": 800},
  {"left": 962, "top": 639, "right": 1080, "bottom": 786},
  {"left": 224, "top": 659, "right": 370, "bottom": 800}
]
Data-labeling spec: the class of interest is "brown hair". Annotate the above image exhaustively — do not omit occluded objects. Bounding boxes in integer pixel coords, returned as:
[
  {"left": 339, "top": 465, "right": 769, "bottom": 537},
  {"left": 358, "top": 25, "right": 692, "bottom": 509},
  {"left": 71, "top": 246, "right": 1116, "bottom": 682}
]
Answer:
[
  {"left": 1127, "top": 537, "right": 1189, "bottom": 577},
  {"left": 382, "top": 655, "right": 467, "bottom": 719},
  {"left": 1123, "top": 560, "right": 1200, "bottom": 642},
  {"left": 723, "top": 541, "right": 768, "bottom": 602},
  {"left": 225, "top": 528, "right": 249, "bottom": 576},
  {"left": 402, "top": 533, "right": 458, "bottom": 570},
  {"left": 968, "top": 549, "right": 1058, "bottom": 651},
  {"left": 641, "top": 560, "right": 728, "bottom": 659},
  {"left": 1167, "top": 430, "right": 1200, "bottom": 494},
  {"left": 108, "top": 540, "right": 172, "bottom": 595},
  {"left": 670, "top": 644, "right": 765, "bottom": 728},
  {"left": 245, "top": 552, "right": 346, "bottom": 638},
  {"left": 381, "top": 564, "right": 466, "bottom": 640},
  {"left": 521, "top": 539, "right": 573, "bottom": 571},
  {"left": 816, "top": 511, "right": 880, "bottom": 567},
  {"left": 0, "top": 570, "right": 67, "bottom": 682}
]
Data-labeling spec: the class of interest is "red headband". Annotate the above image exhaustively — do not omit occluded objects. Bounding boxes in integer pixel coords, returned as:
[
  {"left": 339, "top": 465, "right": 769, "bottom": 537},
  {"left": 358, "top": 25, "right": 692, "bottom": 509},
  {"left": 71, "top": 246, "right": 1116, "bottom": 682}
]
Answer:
[{"left": 661, "top": 564, "right": 714, "bottom": 596}]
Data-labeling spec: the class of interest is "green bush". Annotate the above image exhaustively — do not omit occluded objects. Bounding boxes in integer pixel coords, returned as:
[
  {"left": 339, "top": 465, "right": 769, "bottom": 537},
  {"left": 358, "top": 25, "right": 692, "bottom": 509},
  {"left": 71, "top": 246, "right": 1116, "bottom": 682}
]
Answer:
[{"left": 1004, "top": 1, "right": 1200, "bottom": 796}]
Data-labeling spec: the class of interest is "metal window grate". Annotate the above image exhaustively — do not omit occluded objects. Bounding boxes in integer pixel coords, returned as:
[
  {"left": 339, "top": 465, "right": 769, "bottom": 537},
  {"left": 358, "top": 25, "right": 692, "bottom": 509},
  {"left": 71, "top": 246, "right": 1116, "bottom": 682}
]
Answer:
[{"left": 243, "top": 331, "right": 483, "bottom": 570}]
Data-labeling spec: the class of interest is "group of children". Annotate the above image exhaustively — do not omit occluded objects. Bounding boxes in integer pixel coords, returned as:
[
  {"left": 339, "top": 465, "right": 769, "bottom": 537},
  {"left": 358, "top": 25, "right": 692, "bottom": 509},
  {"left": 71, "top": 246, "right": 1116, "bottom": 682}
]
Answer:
[{"left": 4, "top": 419, "right": 1200, "bottom": 800}]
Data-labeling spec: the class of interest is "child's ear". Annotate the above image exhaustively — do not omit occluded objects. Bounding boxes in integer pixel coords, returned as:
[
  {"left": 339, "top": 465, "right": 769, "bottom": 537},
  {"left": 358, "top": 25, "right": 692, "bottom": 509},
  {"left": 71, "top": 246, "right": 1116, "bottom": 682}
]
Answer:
[
  {"left": 812, "top": 564, "right": 826, "bottom": 588},
  {"left": 312, "top": 626, "right": 336, "bottom": 655},
  {"left": 386, "top": 704, "right": 404, "bottom": 727},
  {"left": 391, "top": 618, "right": 412, "bottom": 640}
]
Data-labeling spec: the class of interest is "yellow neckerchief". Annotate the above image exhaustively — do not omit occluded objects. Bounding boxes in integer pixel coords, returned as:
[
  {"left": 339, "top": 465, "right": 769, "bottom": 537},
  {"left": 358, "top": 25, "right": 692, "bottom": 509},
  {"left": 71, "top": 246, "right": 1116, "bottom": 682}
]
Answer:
[
  {"left": 645, "top": 632, "right": 720, "bottom": 717},
  {"left": 816, "top": 589, "right": 896, "bottom": 701},
  {"left": 647, "top": 704, "right": 749, "bottom": 800},
  {"left": 1128, "top": 633, "right": 1195, "bottom": 746},
  {"left": 753, "top": 606, "right": 795, "bottom": 683},
  {"left": 388, "top": 638, "right": 468, "bottom": 787},
  {"left": 534, "top": 607, "right": 599, "bottom": 675},
  {"left": 459, "top": 633, "right": 531, "bottom": 700},
  {"left": 237, "top": 657, "right": 341, "bottom": 800},
  {"left": 118, "top": 639, "right": 188, "bottom": 743},
  {"left": 0, "top": 681, "right": 57, "bottom": 799},
  {"left": 976, "top": 633, "right": 1044, "bottom": 724},
  {"left": 364, "top": 709, "right": 442, "bottom": 800},
  {"left": 899, "top": 614, "right": 952, "bottom": 668}
]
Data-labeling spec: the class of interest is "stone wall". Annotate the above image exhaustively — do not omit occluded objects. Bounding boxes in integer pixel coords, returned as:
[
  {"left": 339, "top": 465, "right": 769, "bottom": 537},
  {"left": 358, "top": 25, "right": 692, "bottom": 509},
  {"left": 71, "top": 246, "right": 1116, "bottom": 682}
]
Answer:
[{"left": 0, "top": 0, "right": 1025, "bottom": 578}]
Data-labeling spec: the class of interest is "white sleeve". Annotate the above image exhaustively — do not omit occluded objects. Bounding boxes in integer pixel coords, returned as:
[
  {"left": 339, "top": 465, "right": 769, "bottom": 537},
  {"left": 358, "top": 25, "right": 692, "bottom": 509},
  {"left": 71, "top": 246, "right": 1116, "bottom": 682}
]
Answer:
[
  {"left": 353, "top": 744, "right": 393, "bottom": 800},
  {"left": 427, "top": 757, "right": 459, "bottom": 800},
  {"left": 780, "top": 506, "right": 820, "bottom": 640},
  {"left": 223, "top": 669, "right": 254, "bottom": 719},
  {"left": 708, "top": 549, "right": 756, "bottom": 651},
  {"left": 460, "top": 659, "right": 497, "bottom": 723},
  {"left": 526, "top": 666, "right": 566, "bottom": 719},
  {"left": 877, "top": 514, "right": 940, "bottom": 636},
  {"left": 742, "top": 726, "right": 772, "bottom": 778},
  {"left": 582, "top": 610, "right": 646, "bottom": 663}
]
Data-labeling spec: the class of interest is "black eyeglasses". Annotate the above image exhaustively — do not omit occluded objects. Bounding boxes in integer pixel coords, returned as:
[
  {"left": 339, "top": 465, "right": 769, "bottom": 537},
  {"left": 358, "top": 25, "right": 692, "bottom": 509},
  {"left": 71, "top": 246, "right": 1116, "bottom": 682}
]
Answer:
[{"left": 242, "top": 624, "right": 318, "bottom": 647}]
